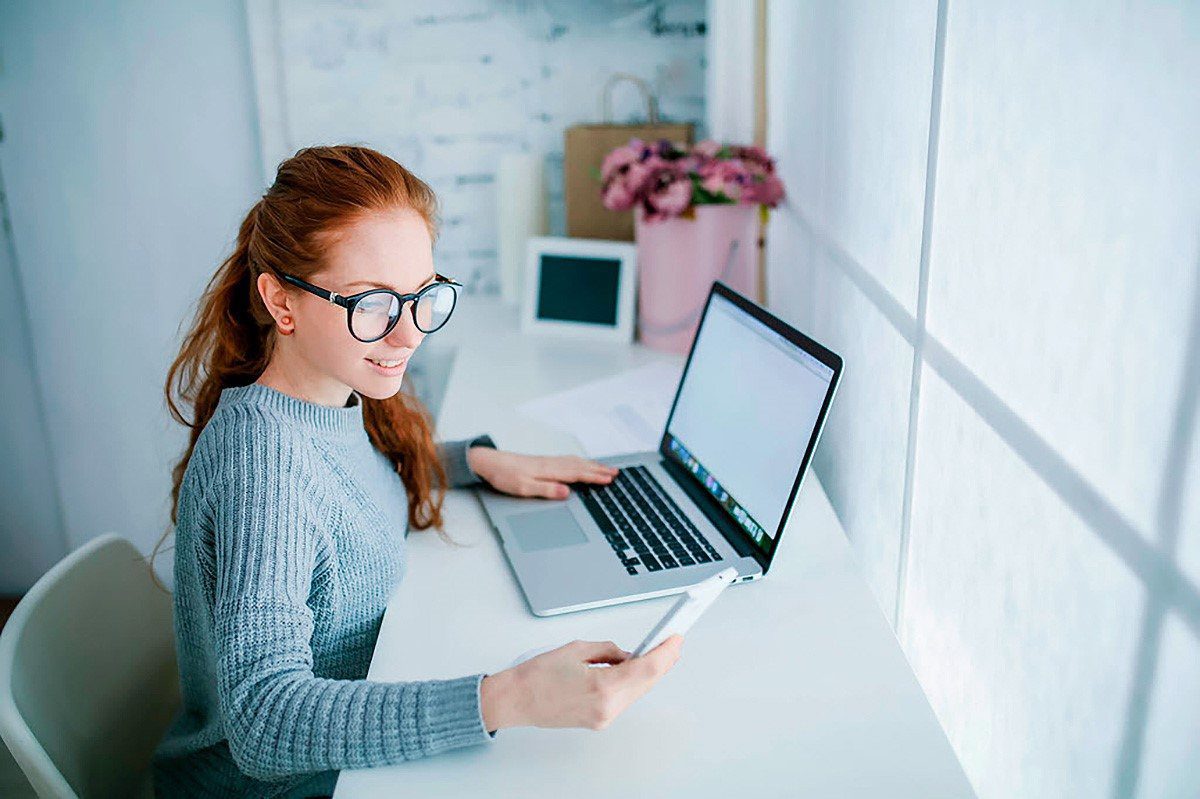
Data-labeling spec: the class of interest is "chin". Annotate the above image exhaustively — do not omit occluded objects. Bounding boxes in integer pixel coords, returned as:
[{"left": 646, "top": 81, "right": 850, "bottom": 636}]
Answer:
[{"left": 354, "top": 372, "right": 407, "bottom": 401}]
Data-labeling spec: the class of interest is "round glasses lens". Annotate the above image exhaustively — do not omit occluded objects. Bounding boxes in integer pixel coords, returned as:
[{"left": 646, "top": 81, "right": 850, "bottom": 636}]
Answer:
[
  {"left": 414, "top": 283, "right": 457, "bottom": 332},
  {"left": 351, "top": 291, "right": 400, "bottom": 341}
]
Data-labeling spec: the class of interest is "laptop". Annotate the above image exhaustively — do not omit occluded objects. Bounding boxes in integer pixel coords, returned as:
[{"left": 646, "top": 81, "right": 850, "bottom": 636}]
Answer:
[{"left": 477, "top": 281, "right": 843, "bottom": 616}]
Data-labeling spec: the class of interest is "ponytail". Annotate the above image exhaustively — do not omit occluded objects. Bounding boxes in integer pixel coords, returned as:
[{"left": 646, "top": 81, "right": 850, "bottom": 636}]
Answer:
[{"left": 163, "top": 205, "right": 272, "bottom": 524}]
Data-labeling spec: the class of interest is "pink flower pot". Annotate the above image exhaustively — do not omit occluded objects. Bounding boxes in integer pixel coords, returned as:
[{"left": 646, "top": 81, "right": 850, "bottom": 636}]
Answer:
[{"left": 633, "top": 204, "right": 760, "bottom": 354}]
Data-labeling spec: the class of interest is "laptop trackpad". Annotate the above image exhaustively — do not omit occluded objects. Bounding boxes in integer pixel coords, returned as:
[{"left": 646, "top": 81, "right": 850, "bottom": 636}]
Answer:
[{"left": 508, "top": 507, "right": 589, "bottom": 552}]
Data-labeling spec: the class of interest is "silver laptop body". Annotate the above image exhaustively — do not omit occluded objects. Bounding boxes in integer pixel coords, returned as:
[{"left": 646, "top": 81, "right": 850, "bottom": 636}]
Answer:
[{"left": 477, "top": 282, "right": 843, "bottom": 616}]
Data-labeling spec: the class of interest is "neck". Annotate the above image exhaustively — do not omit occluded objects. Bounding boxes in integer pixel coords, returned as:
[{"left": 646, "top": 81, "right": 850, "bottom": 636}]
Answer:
[{"left": 257, "top": 347, "right": 353, "bottom": 408}]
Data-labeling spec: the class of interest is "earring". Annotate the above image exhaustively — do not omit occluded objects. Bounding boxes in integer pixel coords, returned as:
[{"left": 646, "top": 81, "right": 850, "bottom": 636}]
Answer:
[{"left": 278, "top": 315, "right": 293, "bottom": 336}]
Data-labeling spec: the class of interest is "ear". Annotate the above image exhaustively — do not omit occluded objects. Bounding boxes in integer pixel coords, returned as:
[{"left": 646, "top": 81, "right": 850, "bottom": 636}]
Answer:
[{"left": 256, "top": 271, "right": 294, "bottom": 324}]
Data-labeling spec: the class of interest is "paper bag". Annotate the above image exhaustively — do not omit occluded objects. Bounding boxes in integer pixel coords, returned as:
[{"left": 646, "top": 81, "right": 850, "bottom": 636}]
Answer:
[{"left": 564, "top": 74, "right": 694, "bottom": 241}]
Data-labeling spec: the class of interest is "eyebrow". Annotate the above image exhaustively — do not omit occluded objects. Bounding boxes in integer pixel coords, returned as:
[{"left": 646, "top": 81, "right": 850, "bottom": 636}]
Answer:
[{"left": 343, "top": 272, "right": 437, "bottom": 294}]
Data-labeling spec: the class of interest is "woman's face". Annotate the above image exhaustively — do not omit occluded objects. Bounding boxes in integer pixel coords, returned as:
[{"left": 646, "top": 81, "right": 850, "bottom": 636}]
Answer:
[{"left": 265, "top": 206, "right": 438, "bottom": 403}]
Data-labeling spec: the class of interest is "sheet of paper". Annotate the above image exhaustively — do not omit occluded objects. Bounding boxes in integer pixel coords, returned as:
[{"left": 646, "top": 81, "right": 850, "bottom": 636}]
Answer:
[{"left": 516, "top": 361, "right": 685, "bottom": 457}]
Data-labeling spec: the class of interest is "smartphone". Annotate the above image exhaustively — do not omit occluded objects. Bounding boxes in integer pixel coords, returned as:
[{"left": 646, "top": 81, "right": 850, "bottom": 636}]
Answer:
[{"left": 632, "top": 567, "right": 739, "bottom": 657}]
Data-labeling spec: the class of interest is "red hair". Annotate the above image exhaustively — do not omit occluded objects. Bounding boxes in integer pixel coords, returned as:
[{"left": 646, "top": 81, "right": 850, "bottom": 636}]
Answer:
[{"left": 152, "top": 146, "right": 452, "bottom": 572}]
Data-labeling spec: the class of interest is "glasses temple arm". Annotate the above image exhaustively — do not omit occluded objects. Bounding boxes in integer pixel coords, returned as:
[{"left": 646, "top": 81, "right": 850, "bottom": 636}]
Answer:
[{"left": 280, "top": 272, "right": 346, "bottom": 306}]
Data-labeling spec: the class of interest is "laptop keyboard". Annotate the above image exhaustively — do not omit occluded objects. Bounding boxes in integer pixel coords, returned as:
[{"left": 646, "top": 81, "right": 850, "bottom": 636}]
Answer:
[{"left": 572, "top": 465, "right": 723, "bottom": 576}]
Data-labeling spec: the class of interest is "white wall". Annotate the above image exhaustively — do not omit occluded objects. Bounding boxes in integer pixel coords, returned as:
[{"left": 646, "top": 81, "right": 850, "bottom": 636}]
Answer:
[
  {"left": 0, "top": 0, "right": 264, "bottom": 589},
  {"left": 0, "top": 1, "right": 708, "bottom": 592},
  {"left": 766, "top": 1, "right": 1200, "bottom": 797},
  {"left": 0, "top": 170, "right": 67, "bottom": 593},
  {"left": 246, "top": 0, "right": 707, "bottom": 293}
]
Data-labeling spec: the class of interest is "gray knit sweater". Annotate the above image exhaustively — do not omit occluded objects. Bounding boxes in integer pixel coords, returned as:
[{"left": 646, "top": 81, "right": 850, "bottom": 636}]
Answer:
[{"left": 152, "top": 382, "right": 497, "bottom": 798}]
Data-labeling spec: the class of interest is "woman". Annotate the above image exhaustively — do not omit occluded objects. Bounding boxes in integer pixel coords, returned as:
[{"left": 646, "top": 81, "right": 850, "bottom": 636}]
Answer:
[{"left": 150, "top": 145, "right": 683, "bottom": 798}]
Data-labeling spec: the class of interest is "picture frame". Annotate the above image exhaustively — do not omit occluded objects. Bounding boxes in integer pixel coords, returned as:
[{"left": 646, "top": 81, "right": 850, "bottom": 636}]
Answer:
[{"left": 520, "top": 235, "right": 637, "bottom": 343}]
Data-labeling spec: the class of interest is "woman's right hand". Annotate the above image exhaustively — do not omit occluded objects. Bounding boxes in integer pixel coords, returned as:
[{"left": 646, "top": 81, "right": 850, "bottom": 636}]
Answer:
[{"left": 480, "top": 635, "right": 684, "bottom": 732}]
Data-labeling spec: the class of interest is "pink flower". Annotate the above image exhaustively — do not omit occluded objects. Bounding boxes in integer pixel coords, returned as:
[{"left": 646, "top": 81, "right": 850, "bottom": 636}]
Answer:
[
  {"left": 741, "top": 173, "right": 786, "bottom": 207},
  {"left": 598, "top": 137, "right": 785, "bottom": 216},
  {"left": 600, "top": 142, "right": 642, "bottom": 183},
  {"left": 597, "top": 145, "right": 638, "bottom": 184},
  {"left": 601, "top": 179, "right": 637, "bottom": 211},
  {"left": 676, "top": 153, "right": 703, "bottom": 173},
  {"left": 601, "top": 148, "right": 669, "bottom": 211},
  {"left": 698, "top": 158, "right": 751, "bottom": 200},
  {"left": 641, "top": 164, "right": 693, "bottom": 222},
  {"left": 655, "top": 139, "right": 675, "bottom": 156},
  {"left": 634, "top": 155, "right": 668, "bottom": 185},
  {"left": 732, "top": 144, "right": 776, "bottom": 175}
]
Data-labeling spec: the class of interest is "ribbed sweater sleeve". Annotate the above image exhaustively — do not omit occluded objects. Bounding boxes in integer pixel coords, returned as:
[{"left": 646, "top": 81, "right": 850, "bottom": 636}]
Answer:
[
  {"left": 438, "top": 434, "right": 496, "bottom": 488},
  {"left": 211, "top": 409, "right": 492, "bottom": 782}
]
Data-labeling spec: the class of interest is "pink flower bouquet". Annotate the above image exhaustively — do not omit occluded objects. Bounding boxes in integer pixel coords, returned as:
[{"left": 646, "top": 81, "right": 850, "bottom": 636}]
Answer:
[{"left": 600, "top": 138, "right": 786, "bottom": 222}]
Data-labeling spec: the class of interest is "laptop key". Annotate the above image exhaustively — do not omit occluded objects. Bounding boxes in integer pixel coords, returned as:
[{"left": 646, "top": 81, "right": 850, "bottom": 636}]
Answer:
[
  {"left": 587, "top": 466, "right": 729, "bottom": 577},
  {"left": 578, "top": 493, "right": 615, "bottom": 534}
]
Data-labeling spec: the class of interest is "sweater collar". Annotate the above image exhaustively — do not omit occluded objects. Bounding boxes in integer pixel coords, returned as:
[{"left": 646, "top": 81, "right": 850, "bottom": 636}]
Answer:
[{"left": 220, "top": 381, "right": 365, "bottom": 440}]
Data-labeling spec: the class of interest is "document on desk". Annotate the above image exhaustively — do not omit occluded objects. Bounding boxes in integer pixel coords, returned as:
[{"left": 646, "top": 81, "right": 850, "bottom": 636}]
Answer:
[{"left": 516, "top": 361, "right": 684, "bottom": 457}]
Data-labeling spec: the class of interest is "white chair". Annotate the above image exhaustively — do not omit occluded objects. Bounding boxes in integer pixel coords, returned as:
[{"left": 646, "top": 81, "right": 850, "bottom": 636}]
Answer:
[{"left": 0, "top": 534, "right": 180, "bottom": 798}]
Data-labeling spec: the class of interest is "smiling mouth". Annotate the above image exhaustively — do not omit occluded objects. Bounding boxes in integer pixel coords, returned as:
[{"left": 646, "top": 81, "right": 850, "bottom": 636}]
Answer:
[{"left": 366, "top": 357, "right": 407, "bottom": 368}]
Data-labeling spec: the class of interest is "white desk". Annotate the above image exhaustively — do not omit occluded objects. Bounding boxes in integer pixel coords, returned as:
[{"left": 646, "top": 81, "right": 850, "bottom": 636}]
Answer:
[{"left": 333, "top": 296, "right": 976, "bottom": 798}]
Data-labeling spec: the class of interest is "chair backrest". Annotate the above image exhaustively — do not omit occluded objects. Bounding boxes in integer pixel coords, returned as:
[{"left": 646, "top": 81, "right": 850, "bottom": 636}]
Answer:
[{"left": 0, "top": 534, "right": 180, "bottom": 798}]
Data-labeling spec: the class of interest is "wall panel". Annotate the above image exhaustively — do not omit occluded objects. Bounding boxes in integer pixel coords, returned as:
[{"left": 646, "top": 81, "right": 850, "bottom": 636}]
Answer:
[
  {"left": 926, "top": 0, "right": 1200, "bottom": 538},
  {"left": 905, "top": 368, "right": 1145, "bottom": 798}
]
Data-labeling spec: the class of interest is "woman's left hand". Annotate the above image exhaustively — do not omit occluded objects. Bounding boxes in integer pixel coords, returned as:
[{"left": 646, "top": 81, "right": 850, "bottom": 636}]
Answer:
[{"left": 467, "top": 448, "right": 618, "bottom": 499}]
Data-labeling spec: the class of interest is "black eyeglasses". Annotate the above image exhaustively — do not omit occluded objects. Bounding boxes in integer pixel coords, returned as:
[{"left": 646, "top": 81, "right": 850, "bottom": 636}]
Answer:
[{"left": 278, "top": 271, "right": 461, "bottom": 342}]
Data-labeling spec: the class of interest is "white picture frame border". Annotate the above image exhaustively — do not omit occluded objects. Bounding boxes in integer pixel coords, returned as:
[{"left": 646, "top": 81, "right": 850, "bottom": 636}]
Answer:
[{"left": 520, "top": 236, "right": 638, "bottom": 343}]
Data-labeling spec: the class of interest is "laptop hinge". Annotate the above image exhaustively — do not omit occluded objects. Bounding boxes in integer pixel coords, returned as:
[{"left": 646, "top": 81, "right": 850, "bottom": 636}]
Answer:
[{"left": 659, "top": 458, "right": 769, "bottom": 571}]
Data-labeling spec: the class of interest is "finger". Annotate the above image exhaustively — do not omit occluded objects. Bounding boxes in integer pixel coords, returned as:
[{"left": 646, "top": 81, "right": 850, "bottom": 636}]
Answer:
[
  {"left": 650, "top": 633, "right": 684, "bottom": 656},
  {"left": 527, "top": 478, "right": 570, "bottom": 500},
  {"left": 608, "top": 653, "right": 660, "bottom": 687},
  {"left": 575, "top": 640, "right": 630, "bottom": 664},
  {"left": 572, "top": 468, "right": 617, "bottom": 484},
  {"left": 514, "top": 475, "right": 563, "bottom": 498},
  {"left": 585, "top": 458, "right": 624, "bottom": 475},
  {"left": 534, "top": 458, "right": 598, "bottom": 483},
  {"left": 547, "top": 455, "right": 614, "bottom": 474},
  {"left": 630, "top": 635, "right": 684, "bottom": 678},
  {"left": 557, "top": 460, "right": 620, "bottom": 484}
]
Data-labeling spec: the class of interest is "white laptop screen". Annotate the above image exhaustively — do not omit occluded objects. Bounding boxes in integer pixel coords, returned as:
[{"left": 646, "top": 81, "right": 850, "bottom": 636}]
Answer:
[{"left": 664, "top": 292, "right": 835, "bottom": 554}]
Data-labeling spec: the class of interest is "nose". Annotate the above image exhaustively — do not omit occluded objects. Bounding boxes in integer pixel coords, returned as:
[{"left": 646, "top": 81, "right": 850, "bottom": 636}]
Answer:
[{"left": 385, "top": 304, "right": 425, "bottom": 349}]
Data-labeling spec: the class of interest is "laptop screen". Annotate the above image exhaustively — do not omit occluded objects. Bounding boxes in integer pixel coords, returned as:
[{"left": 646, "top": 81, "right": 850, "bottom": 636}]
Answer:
[{"left": 663, "top": 290, "right": 837, "bottom": 557}]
